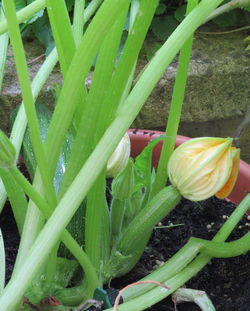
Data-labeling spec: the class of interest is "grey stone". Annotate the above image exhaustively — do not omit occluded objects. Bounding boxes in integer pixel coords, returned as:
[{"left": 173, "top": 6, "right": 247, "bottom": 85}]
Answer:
[
  {"left": 1, "top": 40, "right": 62, "bottom": 132},
  {"left": 133, "top": 31, "right": 250, "bottom": 162}
]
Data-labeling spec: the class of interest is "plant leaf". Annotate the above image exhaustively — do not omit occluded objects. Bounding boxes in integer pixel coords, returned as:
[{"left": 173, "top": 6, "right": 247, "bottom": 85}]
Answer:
[
  {"left": 134, "top": 135, "right": 166, "bottom": 189},
  {"left": 175, "top": 5, "right": 187, "bottom": 22},
  {"left": 151, "top": 15, "right": 179, "bottom": 41},
  {"left": 213, "top": 11, "right": 237, "bottom": 27},
  {"left": 31, "top": 13, "right": 55, "bottom": 54},
  {"left": 156, "top": 3, "right": 167, "bottom": 15}
]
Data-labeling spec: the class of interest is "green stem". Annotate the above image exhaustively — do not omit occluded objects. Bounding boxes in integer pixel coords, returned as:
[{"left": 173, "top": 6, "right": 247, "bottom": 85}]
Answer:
[
  {"left": 3, "top": 0, "right": 56, "bottom": 207},
  {"left": 0, "top": 6, "right": 8, "bottom": 90},
  {"left": 73, "top": 0, "right": 85, "bottom": 46},
  {"left": 0, "top": 0, "right": 45, "bottom": 36},
  {"left": 118, "top": 186, "right": 181, "bottom": 254},
  {"left": 194, "top": 233, "right": 250, "bottom": 257},
  {"left": 104, "top": 186, "right": 181, "bottom": 279},
  {"left": 0, "top": 168, "right": 27, "bottom": 234},
  {"left": 119, "top": 193, "right": 250, "bottom": 305},
  {"left": 205, "top": 0, "right": 250, "bottom": 22},
  {"left": 44, "top": 0, "right": 76, "bottom": 283},
  {"left": 151, "top": 0, "right": 198, "bottom": 197},
  {"left": 173, "top": 288, "right": 216, "bottom": 311},
  {"left": 111, "top": 198, "right": 126, "bottom": 238},
  {"left": 45, "top": 0, "right": 75, "bottom": 76},
  {"left": 10, "top": 50, "right": 58, "bottom": 271},
  {"left": 83, "top": 0, "right": 103, "bottom": 24},
  {"left": 12, "top": 0, "right": 108, "bottom": 272},
  {"left": 9, "top": 167, "right": 98, "bottom": 298}
]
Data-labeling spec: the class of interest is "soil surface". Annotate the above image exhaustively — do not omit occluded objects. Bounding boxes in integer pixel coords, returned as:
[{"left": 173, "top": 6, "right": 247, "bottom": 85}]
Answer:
[
  {"left": 112, "top": 197, "right": 250, "bottom": 311},
  {"left": 1, "top": 196, "right": 249, "bottom": 311}
]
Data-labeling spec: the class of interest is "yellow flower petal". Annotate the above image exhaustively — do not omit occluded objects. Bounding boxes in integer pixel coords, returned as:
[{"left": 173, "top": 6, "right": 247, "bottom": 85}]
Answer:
[{"left": 216, "top": 148, "right": 240, "bottom": 199}]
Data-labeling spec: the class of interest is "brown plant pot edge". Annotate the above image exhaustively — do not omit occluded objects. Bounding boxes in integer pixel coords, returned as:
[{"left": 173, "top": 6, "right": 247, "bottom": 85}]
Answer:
[{"left": 128, "top": 129, "right": 250, "bottom": 212}]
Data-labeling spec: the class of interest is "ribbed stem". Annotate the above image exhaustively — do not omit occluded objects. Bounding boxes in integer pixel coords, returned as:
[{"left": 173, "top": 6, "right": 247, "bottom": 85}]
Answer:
[
  {"left": 151, "top": 0, "right": 198, "bottom": 196},
  {"left": 0, "top": 0, "right": 45, "bottom": 35},
  {"left": 9, "top": 167, "right": 98, "bottom": 298}
]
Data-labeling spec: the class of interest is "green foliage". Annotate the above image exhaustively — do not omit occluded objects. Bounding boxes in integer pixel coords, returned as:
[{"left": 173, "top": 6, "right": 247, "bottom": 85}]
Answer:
[
  {"left": 150, "top": 0, "right": 250, "bottom": 42},
  {"left": 213, "top": 10, "right": 237, "bottom": 27},
  {"left": 1, "top": 0, "right": 250, "bottom": 310},
  {"left": 151, "top": 15, "right": 179, "bottom": 41},
  {"left": 31, "top": 13, "right": 54, "bottom": 54},
  {"left": 174, "top": 4, "right": 187, "bottom": 21}
]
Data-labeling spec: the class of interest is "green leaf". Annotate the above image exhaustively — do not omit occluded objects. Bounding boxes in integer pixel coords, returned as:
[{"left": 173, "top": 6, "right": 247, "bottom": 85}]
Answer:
[
  {"left": 24, "top": 258, "right": 78, "bottom": 304},
  {"left": 25, "top": 9, "right": 44, "bottom": 24},
  {"left": 213, "top": 11, "right": 237, "bottom": 27},
  {"left": 146, "top": 42, "right": 162, "bottom": 61},
  {"left": 134, "top": 135, "right": 166, "bottom": 190},
  {"left": 151, "top": 15, "right": 179, "bottom": 41},
  {"left": 174, "top": 5, "right": 187, "bottom": 22},
  {"left": 65, "top": 0, "right": 74, "bottom": 11},
  {"left": 31, "top": 13, "right": 55, "bottom": 54},
  {"left": 156, "top": 3, "right": 167, "bottom": 15},
  {"left": 15, "top": 0, "right": 26, "bottom": 11}
]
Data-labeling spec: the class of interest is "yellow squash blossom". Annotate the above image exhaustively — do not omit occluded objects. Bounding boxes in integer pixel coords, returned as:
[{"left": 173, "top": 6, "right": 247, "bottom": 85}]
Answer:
[{"left": 168, "top": 137, "right": 240, "bottom": 201}]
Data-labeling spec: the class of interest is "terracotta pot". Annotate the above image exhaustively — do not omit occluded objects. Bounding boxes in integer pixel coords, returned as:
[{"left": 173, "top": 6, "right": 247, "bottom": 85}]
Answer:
[{"left": 128, "top": 129, "right": 250, "bottom": 209}]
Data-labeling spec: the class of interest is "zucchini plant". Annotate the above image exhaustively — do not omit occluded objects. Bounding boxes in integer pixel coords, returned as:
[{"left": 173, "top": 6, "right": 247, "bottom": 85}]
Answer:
[{"left": 0, "top": 0, "right": 249, "bottom": 310}]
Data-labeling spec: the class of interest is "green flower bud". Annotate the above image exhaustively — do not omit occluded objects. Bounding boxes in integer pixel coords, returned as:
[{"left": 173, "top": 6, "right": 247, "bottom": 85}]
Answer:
[
  {"left": 111, "top": 159, "right": 134, "bottom": 200},
  {"left": 107, "top": 133, "right": 130, "bottom": 177}
]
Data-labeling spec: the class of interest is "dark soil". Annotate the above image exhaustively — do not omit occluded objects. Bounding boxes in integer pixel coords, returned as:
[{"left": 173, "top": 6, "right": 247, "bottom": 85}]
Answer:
[
  {"left": 112, "top": 197, "right": 250, "bottom": 311},
  {"left": 0, "top": 202, "right": 20, "bottom": 283},
  {"left": 1, "top": 196, "right": 249, "bottom": 311}
]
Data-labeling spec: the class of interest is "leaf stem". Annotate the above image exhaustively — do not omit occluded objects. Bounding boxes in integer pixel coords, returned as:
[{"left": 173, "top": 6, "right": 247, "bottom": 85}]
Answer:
[
  {"left": 0, "top": 0, "right": 45, "bottom": 36},
  {"left": 73, "top": 0, "right": 85, "bottom": 46},
  {"left": 205, "top": 0, "right": 250, "bottom": 23},
  {"left": 151, "top": 0, "right": 198, "bottom": 196},
  {"left": 9, "top": 167, "right": 98, "bottom": 298},
  {"left": 119, "top": 193, "right": 250, "bottom": 304},
  {"left": 3, "top": 0, "right": 56, "bottom": 207}
]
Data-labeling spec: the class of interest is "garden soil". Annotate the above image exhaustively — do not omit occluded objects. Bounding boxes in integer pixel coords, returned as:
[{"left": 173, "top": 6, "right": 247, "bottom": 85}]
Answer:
[
  {"left": 112, "top": 197, "right": 250, "bottom": 311},
  {"left": 1, "top": 196, "right": 249, "bottom": 311}
]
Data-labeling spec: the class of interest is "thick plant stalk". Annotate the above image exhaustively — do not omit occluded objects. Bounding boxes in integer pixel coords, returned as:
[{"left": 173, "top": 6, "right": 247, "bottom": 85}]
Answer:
[
  {"left": 117, "top": 194, "right": 250, "bottom": 307},
  {"left": 13, "top": 0, "right": 109, "bottom": 271},
  {"left": 73, "top": 0, "right": 85, "bottom": 45},
  {"left": 9, "top": 167, "right": 98, "bottom": 299},
  {"left": 205, "top": 0, "right": 250, "bottom": 22},
  {"left": 9, "top": 48, "right": 58, "bottom": 268},
  {"left": 45, "top": 0, "right": 76, "bottom": 76},
  {"left": 172, "top": 288, "right": 216, "bottom": 311},
  {"left": 3, "top": 0, "right": 57, "bottom": 207},
  {"left": 0, "top": 7, "right": 8, "bottom": 90},
  {"left": 0, "top": 0, "right": 45, "bottom": 36},
  {"left": 151, "top": 0, "right": 198, "bottom": 196}
]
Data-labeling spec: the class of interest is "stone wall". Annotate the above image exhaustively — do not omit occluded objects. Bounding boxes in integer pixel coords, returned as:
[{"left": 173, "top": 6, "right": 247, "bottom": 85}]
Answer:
[{"left": 1, "top": 31, "right": 249, "bottom": 162}]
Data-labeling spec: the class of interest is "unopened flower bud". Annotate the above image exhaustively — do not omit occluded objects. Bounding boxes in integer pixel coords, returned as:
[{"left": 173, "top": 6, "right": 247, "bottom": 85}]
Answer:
[
  {"left": 107, "top": 133, "right": 130, "bottom": 177},
  {"left": 168, "top": 137, "right": 240, "bottom": 201},
  {"left": 111, "top": 159, "right": 134, "bottom": 200},
  {"left": 0, "top": 130, "right": 16, "bottom": 169}
]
